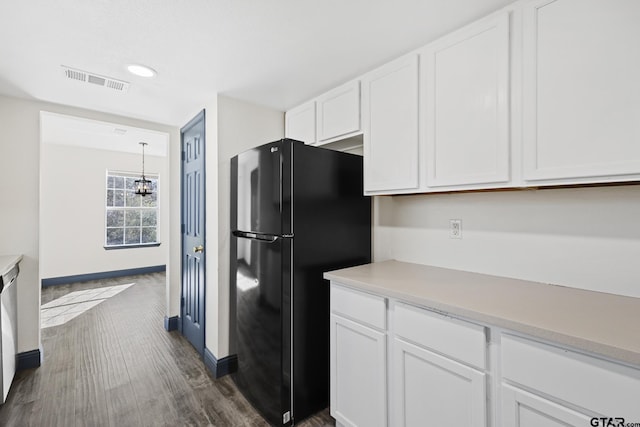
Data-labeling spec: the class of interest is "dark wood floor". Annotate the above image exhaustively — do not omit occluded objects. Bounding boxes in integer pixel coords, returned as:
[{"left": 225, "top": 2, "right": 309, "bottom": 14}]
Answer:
[{"left": 0, "top": 272, "right": 335, "bottom": 426}]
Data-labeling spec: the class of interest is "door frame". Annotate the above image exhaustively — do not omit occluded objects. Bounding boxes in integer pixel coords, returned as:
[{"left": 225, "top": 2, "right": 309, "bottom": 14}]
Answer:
[{"left": 180, "top": 109, "right": 206, "bottom": 354}]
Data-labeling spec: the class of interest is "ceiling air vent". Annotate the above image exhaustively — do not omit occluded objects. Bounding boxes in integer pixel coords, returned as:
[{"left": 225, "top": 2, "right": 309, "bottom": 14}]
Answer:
[{"left": 62, "top": 65, "right": 130, "bottom": 93}]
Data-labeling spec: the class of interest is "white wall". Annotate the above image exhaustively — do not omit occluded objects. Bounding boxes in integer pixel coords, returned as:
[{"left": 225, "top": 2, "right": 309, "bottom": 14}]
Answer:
[
  {"left": 0, "top": 94, "right": 179, "bottom": 354},
  {"left": 208, "top": 95, "right": 283, "bottom": 358},
  {"left": 0, "top": 97, "right": 40, "bottom": 354},
  {"left": 373, "top": 185, "right": 640, "bottom": 298},
  {"left": 39, "top": 144, "right": 168, "bottom": 278}
]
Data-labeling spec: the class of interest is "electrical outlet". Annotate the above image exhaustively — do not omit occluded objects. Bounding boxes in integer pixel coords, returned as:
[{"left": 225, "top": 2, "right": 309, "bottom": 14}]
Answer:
[{"left": 449, "top": 219, "right": 462, "bottom": 239}]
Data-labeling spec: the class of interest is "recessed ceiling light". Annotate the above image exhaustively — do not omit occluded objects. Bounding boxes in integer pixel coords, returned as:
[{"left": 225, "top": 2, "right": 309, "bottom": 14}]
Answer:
[{"left": 127, "top": 64, "right": 157, "bottom": 78}]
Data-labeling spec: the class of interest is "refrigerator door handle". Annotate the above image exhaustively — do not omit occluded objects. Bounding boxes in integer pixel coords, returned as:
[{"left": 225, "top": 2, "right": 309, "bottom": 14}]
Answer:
[{"left": 232, "top": 230, "right": 280, "bottom": 242}]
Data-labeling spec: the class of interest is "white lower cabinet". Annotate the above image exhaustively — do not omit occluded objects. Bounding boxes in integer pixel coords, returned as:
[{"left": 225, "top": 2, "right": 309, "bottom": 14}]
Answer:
[
  {"left": 330, "top": 285, "right": 387, "bottom": 427},
  {"left": 501, "top": 334, "right": 640, "bottom": 424},
  {"left": 329, "top": 282, "right": 640, "bottom": 427},
  {"left": 502, "top": 384, "right": 592, "bottom": 427},
  {"left": 392, "top": 337, "right": 486, "bottom": 427},
  {"left": 330, "top": 315, "right": 387, "bottom": 427}
]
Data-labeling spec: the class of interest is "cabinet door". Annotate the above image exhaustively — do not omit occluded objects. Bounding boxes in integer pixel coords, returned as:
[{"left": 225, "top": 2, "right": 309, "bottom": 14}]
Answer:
[
  {"left": 316, "top": 81, "right": 361, "bottom": 143},
  {"left": 330, "top": 314, "right": 386, "bottom": 427},
  {"left": 501, "top": 334, "right": 640, "bottom": 421},
  {"left": 502, "top": 384, "right": 593, "bottom": 427},
  {"left": 422, "top": 12, "right": 510, "bottom": 188},
  {"left": 285, "top": 101, "right": 316, "bottom": 144},
  {"left": 362, "top": 55, "right": 419, "bottom": 194},
  {"left": 392, "top": 338, "right": 486, "bottom": 427},
  {"left": 522, "top": 0, "right": 640, "bottom": 183}
]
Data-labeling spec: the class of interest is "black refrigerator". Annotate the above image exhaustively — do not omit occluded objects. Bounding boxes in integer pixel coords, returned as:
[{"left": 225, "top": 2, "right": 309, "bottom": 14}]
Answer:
[{"left": 230, "top": 139, "right": 371, "bottom": 426}]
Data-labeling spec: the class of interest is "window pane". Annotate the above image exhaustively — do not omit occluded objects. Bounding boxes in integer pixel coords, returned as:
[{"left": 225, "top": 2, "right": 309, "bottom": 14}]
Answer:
[
  {"left": 106, "top": 228, "right": 124, "bottom": 246},
  {"left": 114, "top": 190, "right": 125, "bottom": 207},
  {"left": 105, "top": 173, "right": 158, "bottom": 247},
  {"left": 126, "top": 190, "right": 141, "bottom": 207},
  {"left": 141, "top": 227, "right": 157, "bottom": 243},
  {"left": 125, "top": 228, "right": 141, "bottom": 244},
  {"left": 141, "top": 210, "right": 157, "bottom": 226},
  {"left": 113, "top": 176, "right": 125, "bottom": 189},
  {"left": 142, "top": 192, "right": 157, "bottom": 207},
  {"left": 106, "top": 210, "right": 124, "bottom": 227},
  {"left": 126, "top": 177, "right": 136, "bottom": 191},
  {"left": 125, "top": 210, "right": 140, "bottom": 226}
]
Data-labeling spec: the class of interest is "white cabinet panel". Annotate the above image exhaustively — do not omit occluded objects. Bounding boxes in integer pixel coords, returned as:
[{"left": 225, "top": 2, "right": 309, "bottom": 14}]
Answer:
[
  {"left": 502, "top": 384, "right": 593, "bottom": 427},
  {"left": 331, "top": 284, "right": 386, "bottom": 330},
  {"left": 393, "top": 302, "right": 486, "bottom": 369},
  {"left": 362, "top": 55, "right": 420, "bottom": 194},
  {"left": 423, "top": 12, "right": 510, "bottom": 188},
  {"left": 316, "top": 81, "right": 361, "bottom": 143},
  {"left": 392, "top": 338, "right": 486, "bottom": 427},
  {"left": 285, "top": 101, "right": 316, "bottom": 144},
  {"left": 523, "top": 0, "right": 640, "bottom": 183},
  {"left": 502, "top": 334, "right": 640, "bottom": 421},
  {"left": 330, "top": 314, "right": 387, "bottom": 427}
]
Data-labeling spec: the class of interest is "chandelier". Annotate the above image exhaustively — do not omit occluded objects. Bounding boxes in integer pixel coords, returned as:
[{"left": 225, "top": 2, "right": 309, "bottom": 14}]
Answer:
[{"left": 135, "top": 142, "right": 152, "bottom": 196}]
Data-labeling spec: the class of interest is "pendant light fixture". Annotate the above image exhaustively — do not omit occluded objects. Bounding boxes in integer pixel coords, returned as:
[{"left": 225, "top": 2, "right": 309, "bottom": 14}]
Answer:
[{"left": 134, "top": 142, "right": 152, "bottom": 196}]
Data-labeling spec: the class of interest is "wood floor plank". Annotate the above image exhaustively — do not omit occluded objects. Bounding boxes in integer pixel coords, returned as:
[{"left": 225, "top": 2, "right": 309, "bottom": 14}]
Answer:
[
  {"left": 0, "top": 272, "right": 335, "bottom": 426},
  {"left": 104, "top": 382, "right": 143, "bottom": 427},
  {"left": 39, "top": 368, "right": 76, "bottom": 427}
]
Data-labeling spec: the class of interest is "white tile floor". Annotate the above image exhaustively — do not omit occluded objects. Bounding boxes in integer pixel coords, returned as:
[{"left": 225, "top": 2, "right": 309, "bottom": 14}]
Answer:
[{"left": 41, "top": 283, "right": 135, "bottom": 328}]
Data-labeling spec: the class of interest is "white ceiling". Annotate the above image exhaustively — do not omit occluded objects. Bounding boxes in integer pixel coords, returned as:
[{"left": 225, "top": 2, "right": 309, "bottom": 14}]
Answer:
[
  {"left": 41, "top": 112, "right": 168, "bottom": 156},
  {"left": 0, "top": 0, "right": 514, "bottom": 126}
]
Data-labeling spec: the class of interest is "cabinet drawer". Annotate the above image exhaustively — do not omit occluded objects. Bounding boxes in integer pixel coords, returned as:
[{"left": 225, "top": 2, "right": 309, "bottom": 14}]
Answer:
[
  {"left": 330, "top": 283, "right": 386, "bottom": 330},
  {"left": 393, "top": 302, "right": 486, "bottom": 369},
  {"left": 502, "top": 334, "right": 640, "bottom": 420},
  {"left": 393, "top": 303, "right": 487, "bottom": 370}
]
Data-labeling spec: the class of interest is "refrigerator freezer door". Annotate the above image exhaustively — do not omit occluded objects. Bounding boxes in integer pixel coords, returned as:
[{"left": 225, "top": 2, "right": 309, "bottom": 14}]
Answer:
[
  {"left": 234, "top": 140, "right": 292, "bottom": 236},
  {"left": 232, "top": 233, "right": 292, "bottom": 426}
]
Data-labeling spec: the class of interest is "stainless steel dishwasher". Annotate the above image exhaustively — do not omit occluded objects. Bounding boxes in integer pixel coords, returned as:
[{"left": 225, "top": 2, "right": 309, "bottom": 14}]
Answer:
[{"left": 0, "top": 264, "right": 19, "bottom": 403}]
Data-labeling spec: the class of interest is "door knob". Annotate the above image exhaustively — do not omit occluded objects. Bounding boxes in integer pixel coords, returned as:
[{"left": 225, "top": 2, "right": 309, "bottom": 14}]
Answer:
[{"left": 193, "top": 245, "right": 204, "bottom": 253}]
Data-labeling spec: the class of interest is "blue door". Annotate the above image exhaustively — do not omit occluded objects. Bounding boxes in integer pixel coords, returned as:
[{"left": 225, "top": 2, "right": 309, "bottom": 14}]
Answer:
[{"left": 181, "top": 110, "right": 205, "bottom": 355}]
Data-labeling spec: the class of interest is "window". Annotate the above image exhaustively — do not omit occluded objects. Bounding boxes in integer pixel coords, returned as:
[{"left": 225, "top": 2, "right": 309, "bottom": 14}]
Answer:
[{"left": 105, "top": 172, "right": 159, "bottom": 248}]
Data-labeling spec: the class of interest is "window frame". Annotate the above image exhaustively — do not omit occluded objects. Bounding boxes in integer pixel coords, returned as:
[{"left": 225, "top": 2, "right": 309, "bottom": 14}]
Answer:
[{"left": 104, "top": 170, "right": 161, "bottom": 249}]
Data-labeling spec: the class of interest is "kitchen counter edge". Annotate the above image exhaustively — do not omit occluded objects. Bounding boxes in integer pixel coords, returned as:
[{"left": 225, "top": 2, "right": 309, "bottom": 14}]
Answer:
[{"left": 324, "top": 260, "right": 640, "bottom": 368}]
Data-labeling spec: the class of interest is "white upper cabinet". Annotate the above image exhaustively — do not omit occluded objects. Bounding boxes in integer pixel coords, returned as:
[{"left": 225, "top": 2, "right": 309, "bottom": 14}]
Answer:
[
  {"left": 362, "top": 55, "right": 420, "bottom": 194},
  {"left": 287, "top": 0, "right": 640, "bottom": 193},
  {"left": 422, "top": 12, "right": 511, "bottom": 189},
  {"left": 316, "top": 80, "right": 361, "bottom": 143},
  {"left": 522, "top": 0, "right": 640, "bottom": 184},
  {"left": 285, "top": 100, "right": 316, "bottom": 145}
]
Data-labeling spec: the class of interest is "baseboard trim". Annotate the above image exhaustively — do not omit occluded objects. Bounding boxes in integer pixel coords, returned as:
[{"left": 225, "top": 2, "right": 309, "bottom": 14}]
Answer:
[
  {"left": 204, "top": 348, "right": 238, "bottom": 379},
  {"left": 164, "top": 315, "right": 179, "bottom": 331},
  {"left": 41, "top": 265, "right": 166, "bottom": 287},
  {"left": 17, "top": 349, "right": 41, "bottom": 371}
]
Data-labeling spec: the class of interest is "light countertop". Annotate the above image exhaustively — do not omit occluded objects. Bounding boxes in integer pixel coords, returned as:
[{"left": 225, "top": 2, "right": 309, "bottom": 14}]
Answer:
[
  {"left": 324, "top": 260, "right": 640, "bottom": 367},
  {"left": 0, "top": 255, "right": 23, "bottom": 277}
]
